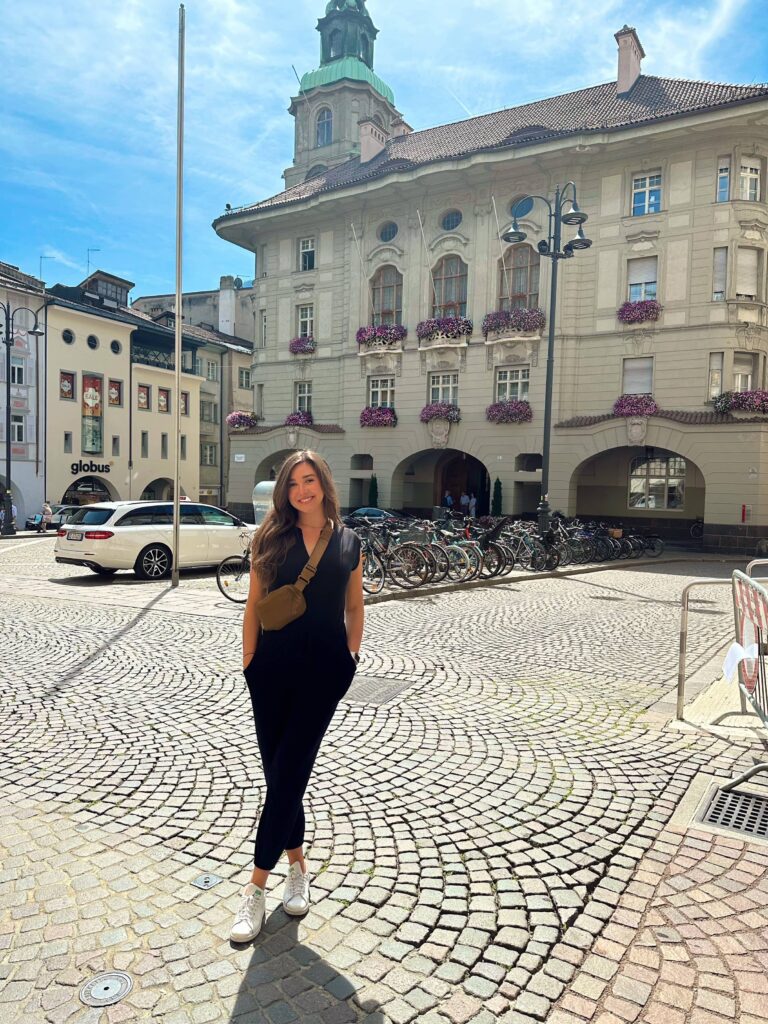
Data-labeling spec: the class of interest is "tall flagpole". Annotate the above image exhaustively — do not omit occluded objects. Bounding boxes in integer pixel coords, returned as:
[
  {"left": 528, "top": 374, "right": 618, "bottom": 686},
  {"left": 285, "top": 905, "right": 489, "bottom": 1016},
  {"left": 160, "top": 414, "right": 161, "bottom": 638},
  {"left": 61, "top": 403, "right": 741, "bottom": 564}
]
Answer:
[{"left": 171, "top": 4, "right": 186, "bottom": 589}]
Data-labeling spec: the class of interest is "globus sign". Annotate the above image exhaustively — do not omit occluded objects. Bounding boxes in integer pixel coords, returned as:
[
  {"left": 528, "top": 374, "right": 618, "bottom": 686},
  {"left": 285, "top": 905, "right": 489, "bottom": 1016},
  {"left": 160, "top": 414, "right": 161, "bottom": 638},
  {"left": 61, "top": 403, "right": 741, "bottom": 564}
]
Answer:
[{"left": 70, "top": 461, "right": 111, "bottom": 475}]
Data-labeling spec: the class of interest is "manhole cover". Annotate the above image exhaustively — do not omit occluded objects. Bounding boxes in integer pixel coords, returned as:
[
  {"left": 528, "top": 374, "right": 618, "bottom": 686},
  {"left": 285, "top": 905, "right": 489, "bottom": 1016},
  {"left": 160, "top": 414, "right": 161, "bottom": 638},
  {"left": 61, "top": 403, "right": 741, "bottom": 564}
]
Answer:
[
  {"left": 345, "top": 675, "right": 418, "bottom": 705},
  {"left": 80, "top": 971, "right": 133, "bottom": 1007},
  {"left": 192, "top": 873, "right": 223, "bottom": 890},
  {"left": 701, "top": 788, "right": 768, "bottom": 840}
]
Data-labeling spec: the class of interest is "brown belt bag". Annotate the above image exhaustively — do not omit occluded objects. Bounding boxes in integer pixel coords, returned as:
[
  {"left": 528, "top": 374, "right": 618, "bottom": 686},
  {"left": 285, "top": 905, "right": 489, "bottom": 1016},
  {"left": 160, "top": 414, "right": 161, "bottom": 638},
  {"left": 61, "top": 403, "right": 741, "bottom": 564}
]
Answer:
[{"left": 256, "top": 521, "right": 333, "bottom": 631}]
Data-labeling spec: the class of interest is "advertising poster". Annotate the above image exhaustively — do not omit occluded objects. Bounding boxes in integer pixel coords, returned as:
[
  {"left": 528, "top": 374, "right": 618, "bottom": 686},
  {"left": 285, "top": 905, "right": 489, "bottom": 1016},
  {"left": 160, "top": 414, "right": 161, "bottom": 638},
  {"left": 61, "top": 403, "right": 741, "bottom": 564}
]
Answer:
[{"left": 82, "top": 374, "right": 104, "bottom": 454}]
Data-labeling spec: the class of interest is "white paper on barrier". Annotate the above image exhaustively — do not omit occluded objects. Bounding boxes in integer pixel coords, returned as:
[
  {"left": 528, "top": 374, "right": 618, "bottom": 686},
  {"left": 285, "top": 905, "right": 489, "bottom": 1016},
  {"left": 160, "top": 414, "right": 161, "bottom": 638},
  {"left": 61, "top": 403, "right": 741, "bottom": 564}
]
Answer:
[{"left": 723, "top": 642, "right": 759, "bottom": 682}]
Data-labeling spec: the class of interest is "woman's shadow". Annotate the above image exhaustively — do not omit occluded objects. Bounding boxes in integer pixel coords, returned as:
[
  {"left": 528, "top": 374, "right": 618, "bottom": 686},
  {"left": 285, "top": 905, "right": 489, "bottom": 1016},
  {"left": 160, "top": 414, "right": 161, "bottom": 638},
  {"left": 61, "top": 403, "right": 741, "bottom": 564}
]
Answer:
[{"left": 228, "top": 908, "right": 385, "bottom": 1023}]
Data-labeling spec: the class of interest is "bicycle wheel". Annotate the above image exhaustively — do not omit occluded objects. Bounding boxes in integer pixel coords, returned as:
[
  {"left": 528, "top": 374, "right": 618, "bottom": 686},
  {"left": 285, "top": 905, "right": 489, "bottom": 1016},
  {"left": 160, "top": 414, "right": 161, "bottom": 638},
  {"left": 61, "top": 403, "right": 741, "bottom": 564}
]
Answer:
[
  {"left": 362, "top": 550, "right": 385, "bottom": 594},
  {"left": 496, "top": 543, "right": 516, "bottom": 575},
  {"left": 216, "top": 555, "right": 251, "bottom": 603},
  {"left": 445, "top": 544, "right": 472, "bottom": 581},
  {"left": 388, "top": 543, "right": 429, "bottom": 589},
  {"left": 421, "top": 545, "right": 439, "bottom": 584},
  {"left": 428, "top": 544, "right": 451, "bottom": 584},
  {"left": 645, "top": 537, "right": 665, "bottom": 557}
]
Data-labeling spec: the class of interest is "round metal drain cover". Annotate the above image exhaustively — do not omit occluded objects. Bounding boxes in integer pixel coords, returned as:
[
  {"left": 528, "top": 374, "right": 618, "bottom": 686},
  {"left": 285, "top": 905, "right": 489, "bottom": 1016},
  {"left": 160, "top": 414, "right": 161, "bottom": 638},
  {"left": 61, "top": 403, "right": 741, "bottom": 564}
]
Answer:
[{"left": 80, "top": 971, "right": 133, "bottom": 1007}]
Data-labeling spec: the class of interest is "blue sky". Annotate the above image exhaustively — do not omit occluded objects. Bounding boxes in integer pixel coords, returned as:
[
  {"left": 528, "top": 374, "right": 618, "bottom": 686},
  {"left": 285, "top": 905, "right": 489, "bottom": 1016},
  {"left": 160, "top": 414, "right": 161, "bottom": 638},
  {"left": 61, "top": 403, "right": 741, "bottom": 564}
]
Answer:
[{"left": 1, "top": 0, "right": 765, "bottom": 300}]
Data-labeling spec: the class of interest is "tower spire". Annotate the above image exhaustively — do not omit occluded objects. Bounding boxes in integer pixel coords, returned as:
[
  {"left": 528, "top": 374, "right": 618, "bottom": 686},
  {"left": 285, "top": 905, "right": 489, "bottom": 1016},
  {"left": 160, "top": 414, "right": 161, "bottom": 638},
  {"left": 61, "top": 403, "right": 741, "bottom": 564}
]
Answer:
[{"left": 319, "top": 0, "right": 377, "bottom": 70}]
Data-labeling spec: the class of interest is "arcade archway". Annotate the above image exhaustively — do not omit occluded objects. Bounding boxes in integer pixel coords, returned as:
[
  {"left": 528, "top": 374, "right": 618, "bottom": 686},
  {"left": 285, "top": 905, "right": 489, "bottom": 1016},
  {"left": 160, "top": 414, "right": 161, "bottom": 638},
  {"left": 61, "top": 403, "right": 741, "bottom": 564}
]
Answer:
[
  {"left": 140, "top": 478, "right": 176, "bottom": 501},
  {"left": 392, "top": 448, "right": 491, "bottom": 516},
  {"left": 255, "top": 449, "right": 296, "bottom": 484},
  {"left": 61, "top": 475, "right": 118, "bottom": 505}
]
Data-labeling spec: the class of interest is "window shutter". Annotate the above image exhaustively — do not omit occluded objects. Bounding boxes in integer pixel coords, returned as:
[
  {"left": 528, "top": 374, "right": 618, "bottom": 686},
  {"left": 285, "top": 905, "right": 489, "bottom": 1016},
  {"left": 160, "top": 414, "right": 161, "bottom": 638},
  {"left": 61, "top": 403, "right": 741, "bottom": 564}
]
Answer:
[
  {"left": 712, "top": 248, "right": 727, "bottom": 296},
  {"left": 628, "top": 256, "right": 658, "bottom": 284},
  {"left": 736, "top": 248, "right": 759, "bottom": 298},
  {"left": 622, "top": 357, "right": 654, "bottom": 395},
  {"left": 734, "top": 352, "right": 754, "bottom": 374}
]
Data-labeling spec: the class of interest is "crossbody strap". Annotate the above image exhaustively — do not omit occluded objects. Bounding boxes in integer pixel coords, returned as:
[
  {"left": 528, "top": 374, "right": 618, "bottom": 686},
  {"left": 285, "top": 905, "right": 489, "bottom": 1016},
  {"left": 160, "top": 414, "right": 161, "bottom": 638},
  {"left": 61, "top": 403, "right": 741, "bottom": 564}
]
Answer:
[{"left": 295, "top": 520, "right": 334, "bottom": 592}]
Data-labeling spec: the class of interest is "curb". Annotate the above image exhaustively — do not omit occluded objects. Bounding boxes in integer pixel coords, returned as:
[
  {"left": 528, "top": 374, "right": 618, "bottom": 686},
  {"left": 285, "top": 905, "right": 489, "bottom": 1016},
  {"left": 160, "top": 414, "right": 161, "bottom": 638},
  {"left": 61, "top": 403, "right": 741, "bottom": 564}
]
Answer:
[{"left": 364, "top": 554, "right": 735, "bottom": 605}]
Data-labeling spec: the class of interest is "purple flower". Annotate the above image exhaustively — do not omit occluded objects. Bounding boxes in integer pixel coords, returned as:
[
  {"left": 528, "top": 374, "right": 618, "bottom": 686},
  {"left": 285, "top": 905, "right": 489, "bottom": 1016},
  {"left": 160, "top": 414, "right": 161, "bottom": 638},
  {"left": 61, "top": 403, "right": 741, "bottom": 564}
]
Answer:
[
  {"left": 289, "top": 335, "right": 317, "bottom": 355},
  {"left": 226, "top": 410, "right": 261, "bottom": 429},
  {"left": 714, "top": 390, "right": 768, "bottom": 414},
  {"left": 613, "top": 394, "right": 658, "bottom": 417},
  {"left": 485, "top": 399, "right": 533, "bottom": 424},
  {"left": 617, "top": 300, "right": 663, "bottom": 324},
  {"left": 356, "top": 324, "right": 407, "bottom": 345},
  {"left": 482, "top": 308, "right": 546, "bottom": 337},
  {"left": 416, "top": 317, "right": 473, "bottom": 341},
  {"left": 284, "top": 410, "right": 314, "bottom": 426},
  {"left": 420, "top": 402, "right": 462, "bottom": 424},
  {"left": 360, "top": 406, "right": 398, "bottom": 427}
]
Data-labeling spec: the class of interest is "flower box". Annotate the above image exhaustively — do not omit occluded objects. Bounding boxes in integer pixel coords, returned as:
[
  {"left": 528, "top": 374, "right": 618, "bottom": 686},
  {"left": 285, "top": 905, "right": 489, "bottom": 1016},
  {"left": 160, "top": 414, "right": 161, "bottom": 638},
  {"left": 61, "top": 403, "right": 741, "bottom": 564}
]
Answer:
[
  {"left": 284, "top": 411, "right": 314, "bottom": 427},
  {"left": 289, "top": 336, "right": 316, "bottom": 355},
  {"left": 420, "top": 402, "right": 461, "bottom": 424},
  {"left": 226, "top": 410, "right": 261, "bottom": 430},
  {"left": 613, "top": 394, "right": 658, "bottom": 417},
  {"left": 360, "top": 406, "right": 398, "bottom": 428},
  {"left": 356, "top": 324, "right": 407, "bottom": 346},
  {"left": 482, "top": 308, "right": 545, "bottom": 338},
  {"left": 617, "top": 300, "right": 662, "bottom": 325},
  {"left": 713, "top": 390, "right": 768, "bottom": 415},
  {"left": 485, "top": 399, "right": 533, "bottom": 424},
  {"left": 416, "top": 317, "right": 473, "bottom": 342}
]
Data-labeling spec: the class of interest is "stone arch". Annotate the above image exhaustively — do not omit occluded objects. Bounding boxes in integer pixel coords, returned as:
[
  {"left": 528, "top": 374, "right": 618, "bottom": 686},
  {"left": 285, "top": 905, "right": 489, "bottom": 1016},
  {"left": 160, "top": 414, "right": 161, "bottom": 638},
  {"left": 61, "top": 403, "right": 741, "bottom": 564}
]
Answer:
[
  {"left": 139, "top": 477, "right": 178, "bottom": 501},
  {"left": 0, "top": 475, "right": 33, "bottom": 527},
  {"left": 391, "top": 447, "right": 491, "bottom": 516},
  {"left": 61, "top": 474, "right": 119, "bottom": 505},
  {"left": 255, "top": 448, "right": 297, "bottom": 484}
]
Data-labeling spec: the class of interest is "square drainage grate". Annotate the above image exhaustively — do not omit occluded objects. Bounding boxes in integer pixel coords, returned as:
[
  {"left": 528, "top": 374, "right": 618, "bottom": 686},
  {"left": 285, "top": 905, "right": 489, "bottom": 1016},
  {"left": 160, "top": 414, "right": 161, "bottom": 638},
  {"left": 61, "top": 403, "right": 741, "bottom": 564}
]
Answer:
[
  {"left": 701, "top": 788, "right": 768, "bottom": 840},
  {"left": 345, "top": 675, "right": 419, "bottom": 705}
]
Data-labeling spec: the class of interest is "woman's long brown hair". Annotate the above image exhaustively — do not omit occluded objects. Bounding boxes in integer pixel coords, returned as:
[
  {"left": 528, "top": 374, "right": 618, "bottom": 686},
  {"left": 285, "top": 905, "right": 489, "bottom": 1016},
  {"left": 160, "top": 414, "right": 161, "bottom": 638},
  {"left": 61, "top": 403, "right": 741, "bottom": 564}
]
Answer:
[{"left": 250, "top": 450, "right": 342, "bottom": 588}]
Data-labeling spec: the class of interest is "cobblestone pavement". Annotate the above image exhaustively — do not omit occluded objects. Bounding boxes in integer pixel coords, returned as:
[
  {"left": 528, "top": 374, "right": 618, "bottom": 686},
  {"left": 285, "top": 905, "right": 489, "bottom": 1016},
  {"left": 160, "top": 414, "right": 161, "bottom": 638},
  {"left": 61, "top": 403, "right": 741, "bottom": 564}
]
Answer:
[{"left": 0, "top": 539, "right": 765, "bottom": 1024}]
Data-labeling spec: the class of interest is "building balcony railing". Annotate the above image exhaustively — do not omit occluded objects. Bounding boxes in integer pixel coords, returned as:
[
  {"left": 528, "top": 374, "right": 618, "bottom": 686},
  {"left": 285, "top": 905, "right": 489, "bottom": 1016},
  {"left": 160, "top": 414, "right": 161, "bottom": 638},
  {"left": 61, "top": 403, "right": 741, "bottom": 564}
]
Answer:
[{"left": 131, "top": 347, "right": 199, "bottom": 374}]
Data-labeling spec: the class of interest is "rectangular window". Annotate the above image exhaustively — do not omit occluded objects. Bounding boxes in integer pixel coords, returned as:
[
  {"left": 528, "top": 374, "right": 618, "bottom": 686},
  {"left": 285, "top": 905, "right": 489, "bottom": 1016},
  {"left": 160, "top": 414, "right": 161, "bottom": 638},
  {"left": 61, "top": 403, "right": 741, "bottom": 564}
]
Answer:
[
  {"left": 112, "top": 436, "right": 120, "bottom": 457},
  {"left": 206, "top": 360, "right": 219, "bottom": 382},
  {"left": 299, "top": 237, "right": 316, "bottom": 272},
  {"left": 368, "top": 376, "right": 395, "bottom": 408},
  {"left": 201, "top": 443, "right": 218, "bottom": 466},
  {"left": 716, "top": 158, "right": 730, "bottom": 202},
  {"left": 161, "top": 433, "right": 168, "bottom": 460},
  {"left": 200, "top": 400, "right": 219, "bottom": 423},
  {"left": 736, "top": 247, "right": 759, "bottom": 300},
  {"left": 59, "top": 371, "right": 76, "bottom": 401},
  {"left": 180, "top": 435, "right": 187, "bottom": 461},
  {"left": 295, "top": 381, "right": 312, "bottom": 413},
  {"left": 108, "top": 379, "right": 123, "bottom": 407},
  {"left": 632, "top": 172, "right": 662, "bottom": 216},
  {"left": 739, "top": 163, "right": 761, "bottom": 202},
  {"left": 734, "top": 352, "right": 756, "bottom": 392},
  {"left": 158, "top": 387, "right": 170, "bottom": 414},
  {"left": 708, "top": 353, "right": 724, "bottom": 400},
  {"left": 194, "top": 357, "right": 204, "bottom": 377},
  {"left": 622, "top": 356, "right": 654, "bottom": 395},
  {"left": 11, "top": 416, "right": 24, "bottom": 443},
  {"left": 429, "top": 372, "right": 459, "bottom": 405},
  {"left": 181, "top": 391, "right": 190, "bottom": 416},
  {"left": 64, "top": 432, "right": 73, "bottom": 454},
  {"left": 238, "top": 367, "right": 252, "bottom": 390},
  {"left": 10, "top": 358, "right": 24, "bottom": 385},
  {"left": 495, "top": 366, "right": 530, "bottom": 402},
  {"left": 712, "top": 248, "right": 728, "bottom": 301},
  {"left": 627, "top": 256, "right": 658, "bottom": 301},
  {"left": 298, "top": 304, "right": 314, "bottom": 339},
  {"left": 260, "top": 310, "right": 267, "bottom": 348},
  {"left": 629, "top": 455, "right": 686, "bottom": 511},
  {"left": 256, "top": 383, "right": 264, "bottom": 418},
  {"left": 141, "top": 431, "right": 149, "bottom": 458},
  {"left": 137, "top": 384, "right": 151, "bottom": 410}
]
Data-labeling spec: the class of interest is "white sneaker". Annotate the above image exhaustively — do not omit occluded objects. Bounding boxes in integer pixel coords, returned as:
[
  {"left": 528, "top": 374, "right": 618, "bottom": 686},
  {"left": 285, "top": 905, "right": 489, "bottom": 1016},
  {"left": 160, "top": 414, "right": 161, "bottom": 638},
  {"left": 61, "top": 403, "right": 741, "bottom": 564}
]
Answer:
[
  {"left": 230, "top": 883, "right": 266, "bottom": 942},
  {"left": 282, "top": 862, "right": 311, "bottom": 916}
]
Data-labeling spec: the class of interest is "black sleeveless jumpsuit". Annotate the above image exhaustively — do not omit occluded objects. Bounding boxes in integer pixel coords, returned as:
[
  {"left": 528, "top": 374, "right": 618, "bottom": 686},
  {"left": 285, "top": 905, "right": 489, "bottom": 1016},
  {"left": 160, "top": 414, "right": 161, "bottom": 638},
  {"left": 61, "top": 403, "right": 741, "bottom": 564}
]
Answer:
[{"left": 243, "top": 523, "right": 360, "bottom": 871}]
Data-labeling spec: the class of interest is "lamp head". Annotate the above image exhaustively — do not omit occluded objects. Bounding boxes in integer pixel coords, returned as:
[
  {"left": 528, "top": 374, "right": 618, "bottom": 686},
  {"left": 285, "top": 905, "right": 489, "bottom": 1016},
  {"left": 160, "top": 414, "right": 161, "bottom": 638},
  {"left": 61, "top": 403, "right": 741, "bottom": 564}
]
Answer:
[
  {"left": 561, "top": 200, "right": 587, "bottom": 226},
  {"left": 537, "top": 239, "right": 550, "bottom": 255},
  {"left": 568, "top": 225, "right": 592, "bottom": 251},
  {"left": 501, "top": 221, "right": 527, "bottom": 244},
  {"left": 29, "top": 324, "right": 45, "bottom": 337}
]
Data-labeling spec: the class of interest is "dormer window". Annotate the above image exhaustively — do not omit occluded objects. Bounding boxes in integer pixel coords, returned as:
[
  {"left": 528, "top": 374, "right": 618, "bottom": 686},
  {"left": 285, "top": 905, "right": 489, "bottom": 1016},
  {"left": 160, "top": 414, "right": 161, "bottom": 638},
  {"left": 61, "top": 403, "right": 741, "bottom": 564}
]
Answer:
[{"left": 316, "top": 108, "right": 333, "bottom": 148}]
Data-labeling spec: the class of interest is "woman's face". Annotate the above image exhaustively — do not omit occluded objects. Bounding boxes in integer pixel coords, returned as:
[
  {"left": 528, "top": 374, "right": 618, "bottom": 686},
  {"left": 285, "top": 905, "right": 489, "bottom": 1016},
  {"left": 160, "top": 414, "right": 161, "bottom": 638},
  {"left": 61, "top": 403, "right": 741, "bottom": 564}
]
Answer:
[{"left": 287, "top": 461, "right": 325, "bottom": 516}]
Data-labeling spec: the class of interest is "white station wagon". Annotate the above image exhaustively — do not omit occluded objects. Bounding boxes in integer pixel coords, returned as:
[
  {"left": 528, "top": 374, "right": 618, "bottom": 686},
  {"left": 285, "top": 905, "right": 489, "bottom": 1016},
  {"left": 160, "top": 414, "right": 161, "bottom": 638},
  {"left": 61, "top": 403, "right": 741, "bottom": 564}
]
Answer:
[{"left": 54, "top": 501, "right": 250, "bottom": 579}]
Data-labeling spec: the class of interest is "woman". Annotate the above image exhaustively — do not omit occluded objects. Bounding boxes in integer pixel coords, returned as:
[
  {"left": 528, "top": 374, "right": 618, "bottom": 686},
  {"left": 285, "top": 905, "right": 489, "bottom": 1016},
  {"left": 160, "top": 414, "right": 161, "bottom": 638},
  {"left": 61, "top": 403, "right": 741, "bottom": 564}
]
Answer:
[
  {"left": 231, "top": 451, "right": 364, "bottom": 943},
  {"left": 41, "top": 501, "right": 53, "bottom": 534}
]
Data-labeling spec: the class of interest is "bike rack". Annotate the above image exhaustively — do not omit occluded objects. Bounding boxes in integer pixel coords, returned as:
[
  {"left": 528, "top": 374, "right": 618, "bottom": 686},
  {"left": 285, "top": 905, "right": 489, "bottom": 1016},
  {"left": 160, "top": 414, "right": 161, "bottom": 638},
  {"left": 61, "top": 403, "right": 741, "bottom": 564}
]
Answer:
[{"left": 676, "top": 559, "right": 768, "bottom": 720}]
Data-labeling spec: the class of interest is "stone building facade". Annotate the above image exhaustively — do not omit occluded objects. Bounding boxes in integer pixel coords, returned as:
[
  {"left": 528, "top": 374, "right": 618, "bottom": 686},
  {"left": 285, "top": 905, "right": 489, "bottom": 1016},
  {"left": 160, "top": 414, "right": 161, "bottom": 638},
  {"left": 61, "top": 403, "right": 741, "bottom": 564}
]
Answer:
[{"left": 213, "top": 4, "right": 768, "bottom": 552}]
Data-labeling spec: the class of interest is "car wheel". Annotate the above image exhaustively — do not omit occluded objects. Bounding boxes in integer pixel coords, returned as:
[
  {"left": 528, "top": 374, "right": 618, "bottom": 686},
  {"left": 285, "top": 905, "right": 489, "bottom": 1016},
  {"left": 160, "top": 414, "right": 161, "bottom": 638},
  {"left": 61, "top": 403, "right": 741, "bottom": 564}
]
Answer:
[
  {"left": 134, "top": 544, "right": 172, "bottom": 580},
  {"left": 89, "top": 566, "right": 118, "bottom": 577}
]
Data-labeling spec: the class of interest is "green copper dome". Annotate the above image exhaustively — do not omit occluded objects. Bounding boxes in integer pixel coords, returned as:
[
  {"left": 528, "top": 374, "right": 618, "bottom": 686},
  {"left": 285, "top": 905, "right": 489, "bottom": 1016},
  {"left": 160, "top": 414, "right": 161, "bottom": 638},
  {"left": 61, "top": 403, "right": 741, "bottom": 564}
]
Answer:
[{"left": 301, "top": 57, "right": 395, "bottom": 105}]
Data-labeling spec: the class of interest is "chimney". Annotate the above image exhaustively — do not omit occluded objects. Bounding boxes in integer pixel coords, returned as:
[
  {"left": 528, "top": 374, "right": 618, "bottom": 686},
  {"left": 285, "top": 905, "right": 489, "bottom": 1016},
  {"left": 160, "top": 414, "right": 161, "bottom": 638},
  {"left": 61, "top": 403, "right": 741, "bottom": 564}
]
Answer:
[
  {"left": 615, "top": 25, "right": 645, "bottom": 96},
  {"left": 359, "top": 118, "right": 388, "bottom": 163},
  {"left": 219, "top": 275, "right": 236, "bottom": 335},
  {"left": 391, "top": 117, "right": 413, "bottom": 138}
]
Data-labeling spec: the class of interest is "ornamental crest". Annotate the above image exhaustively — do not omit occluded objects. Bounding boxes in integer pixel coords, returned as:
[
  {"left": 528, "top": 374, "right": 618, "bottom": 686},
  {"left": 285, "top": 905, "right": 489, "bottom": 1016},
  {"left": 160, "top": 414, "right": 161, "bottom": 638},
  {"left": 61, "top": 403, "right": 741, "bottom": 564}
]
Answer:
[
  {"left": 427, "top": 419, "right": 451, "bottom": 449},
  {"left": 626, "top": 416, "right": 648, "bottom": 445}
]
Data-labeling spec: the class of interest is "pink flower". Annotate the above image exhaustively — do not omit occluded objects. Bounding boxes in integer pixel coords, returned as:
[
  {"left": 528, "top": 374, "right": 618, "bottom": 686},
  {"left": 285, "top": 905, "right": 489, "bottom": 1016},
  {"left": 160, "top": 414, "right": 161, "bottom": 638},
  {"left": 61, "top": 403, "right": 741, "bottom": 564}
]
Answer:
[
  {"left": 284, "top": 410, "right": 314, "bottom": 426},
  {"left": 485, "top": 399, "right": 533, "bottom": 424},
  {"left": 289, "top": 336, "right": 316, "bottom": 355},
  {"left": 613, "top": 394, "right": 658, "bottom": 417},
  {"left": 420, "top": 402, "right": 461, "bottom": 424},
  {"left": 482, "top": 308, "right": 545, "bottom": 337},
  {"left": 617, "top": 301, "right": 662, "bottom": 324},
  {"left": 416, "top": 317, "right": 473, "bottom": 340},
  {"left": 360, "top": 406, "right": 398, "bottom": 427}
]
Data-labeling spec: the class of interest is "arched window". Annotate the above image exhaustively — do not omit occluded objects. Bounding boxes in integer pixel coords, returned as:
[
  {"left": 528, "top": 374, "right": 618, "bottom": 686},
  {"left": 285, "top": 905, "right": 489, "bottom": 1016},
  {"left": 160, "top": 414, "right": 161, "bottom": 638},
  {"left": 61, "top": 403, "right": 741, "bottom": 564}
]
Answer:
[
  {"left": 432, "top": 255, "right": 468, "bottom": 318},
  {"left": 316, "top": 108, "right": 333, "bottom": 148},
  {"left": 371, "top": 265, "right": 403, "bottom": 325},
  {"left": 305, "top": 164, "right": 328, "bottom": 181},
  {"left": 329, "top": 30, "right": 343, "bottom": 59},
  {"left": 629, "top": 455, "right": 686, "bottom": 510},
  {"left": 498, "top": 244, "right": 539, "bottom": 310}
]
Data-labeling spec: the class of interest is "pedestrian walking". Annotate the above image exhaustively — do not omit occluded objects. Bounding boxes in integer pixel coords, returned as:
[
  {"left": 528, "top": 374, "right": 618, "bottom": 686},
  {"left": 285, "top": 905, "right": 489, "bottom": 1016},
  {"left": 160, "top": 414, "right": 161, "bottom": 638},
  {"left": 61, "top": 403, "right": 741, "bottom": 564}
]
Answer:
[
  {"left": 231, "top": 450, "right": 364, "bottom": 943},
  {"left": 40, "top": 501, "right": 53, "bottom": 534},
  {"left": 469, "top": 493, "right": 477, "bottom": 518},
  {"left": 460, "top": 491, "right": 470, "bottom": 514}
]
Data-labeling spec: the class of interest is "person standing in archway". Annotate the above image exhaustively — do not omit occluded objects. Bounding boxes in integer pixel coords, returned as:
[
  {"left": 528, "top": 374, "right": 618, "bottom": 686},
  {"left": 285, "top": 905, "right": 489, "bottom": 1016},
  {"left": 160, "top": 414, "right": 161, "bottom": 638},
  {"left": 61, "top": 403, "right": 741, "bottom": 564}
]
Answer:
[
  {"left": 443, "top": 489, "right": 454, "bottom": 509},
  {"left": 231, "top": 450, "right": 364, "bottom": 943},
  {"left": 469, "top": 493, "right": 477, "bottom": 518}
]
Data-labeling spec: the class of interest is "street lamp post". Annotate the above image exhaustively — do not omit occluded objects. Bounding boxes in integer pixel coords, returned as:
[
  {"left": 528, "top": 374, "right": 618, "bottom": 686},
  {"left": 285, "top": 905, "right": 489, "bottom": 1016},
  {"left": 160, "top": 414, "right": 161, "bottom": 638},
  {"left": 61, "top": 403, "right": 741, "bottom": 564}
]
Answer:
[
  {"left": 502, "top": 183, "right": 592, "bottom": 535},
  {"left": 1, "top": 302, "right": 45, "bottom": 535}
]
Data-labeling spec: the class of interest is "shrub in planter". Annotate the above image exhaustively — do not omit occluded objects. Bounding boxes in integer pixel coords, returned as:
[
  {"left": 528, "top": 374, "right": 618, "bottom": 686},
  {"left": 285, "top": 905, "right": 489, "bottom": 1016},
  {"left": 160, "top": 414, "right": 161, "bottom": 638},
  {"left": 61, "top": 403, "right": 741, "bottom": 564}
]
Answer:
[
  {"left": 613, "top": 394, "right": 658, "bottom": 417},
  {"left": 289, "top": 336, "right": 316, "bottom": 355},
  {"left": 491, "top": 478, "right": 503, "bottom": 516},
  {"left": 226, "top": 410, "right": 260, "bottom": 430},
  {"left": 356, "top": 324, "right": 407, "bottom": 345},
  {"left": 416, "top": 316, "right": 473, "bottom": 341},
  {"left": 482, "top": 308, "right": 545, "bottom": 337},
  {"left": 617, "top": 300, "right": 663, "bottom": 324},
  {"left": 284, "top": 410, "right": 314, "bottom": 426},
  {"left": 485, "top": 399, "right": 533, "bottom": 424},
  {"left": 419, "top": 402, "right": 461, "bottom": 424},
  {"left": 360, "top": 406, "right": 398, "bottom": 427},
  {"left": 368, "top": 474, "right": 379, "bottom": 507},
  {"left": 714, "top": 389, "right": 768, "bottom": 414}
]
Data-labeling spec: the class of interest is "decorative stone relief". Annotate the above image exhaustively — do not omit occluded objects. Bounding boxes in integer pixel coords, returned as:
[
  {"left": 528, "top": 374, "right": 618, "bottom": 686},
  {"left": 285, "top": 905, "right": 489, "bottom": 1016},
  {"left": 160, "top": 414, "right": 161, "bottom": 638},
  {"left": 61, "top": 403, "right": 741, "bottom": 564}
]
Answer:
[
  {"left": 366, "top": 243, "right": 405, "bottom": 266},
  {"left": 736, "top": 323, "right": 763, "bottom": 349},
  {"left": 427, "top": 419, "right": 451, "bottom": 449},
  {"left": 427, "top": 231, "right": 470, "bottom": 254},
  {"left": 286, "top": 427, "right": 299, "bottom": 448},
  {"left": 485, "top": 337, "right": 540, "bottom": 369},
  {"left": 420, "top": 347, "right": 467, "bottom": 375},
  {"left": 626, "top": 416, "right": 648, "bottom": 445},
  {"left": 359, "top": 350, "right": 402, "bottom": 378},
  {"left": 623, "top": 329, "right": 654, "bottom": 353},
  {"left": 738, "top": 219, "right": 768, "bottom": 242}
]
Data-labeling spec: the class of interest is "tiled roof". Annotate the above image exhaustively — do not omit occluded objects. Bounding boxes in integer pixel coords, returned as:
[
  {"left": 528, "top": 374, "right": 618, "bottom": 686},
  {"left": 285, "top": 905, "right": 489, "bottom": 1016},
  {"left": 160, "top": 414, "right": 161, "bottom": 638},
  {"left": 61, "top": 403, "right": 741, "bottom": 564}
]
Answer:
[
  {"left": 556, "top": 410, "right": 766, "bottom": 428},
  {"left": 0, "top": 262, "right": 45, "bottom": 295},
  {"left": 222, "top": 75, "right": 768, "bottom": 217}
]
